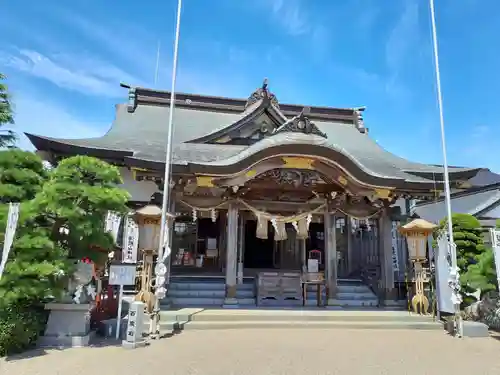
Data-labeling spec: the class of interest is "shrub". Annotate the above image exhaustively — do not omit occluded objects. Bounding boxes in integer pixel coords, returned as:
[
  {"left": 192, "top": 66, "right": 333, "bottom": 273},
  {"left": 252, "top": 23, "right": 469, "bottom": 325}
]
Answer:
[
  {"left": 0, "top": 300, "right": 48, "bottom": 356},
  {"left": 436, "top": 213, "right": 486, "bottom": 307}
]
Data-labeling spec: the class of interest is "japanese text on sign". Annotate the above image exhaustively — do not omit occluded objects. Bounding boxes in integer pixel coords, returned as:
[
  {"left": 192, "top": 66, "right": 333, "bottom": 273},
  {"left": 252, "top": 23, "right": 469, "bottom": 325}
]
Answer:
[{"left": 109, "top": 264, "right": 137, "bottom": 286}]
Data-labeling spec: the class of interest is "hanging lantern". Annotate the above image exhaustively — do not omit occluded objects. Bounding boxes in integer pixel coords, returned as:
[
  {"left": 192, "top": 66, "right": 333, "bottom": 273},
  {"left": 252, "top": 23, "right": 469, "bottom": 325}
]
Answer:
[
  {"left": 398, "top": 219, "right": 436, "bottom": 262},
  {"left": 135, "top": 205, "right": 162, "bottom": 253}
]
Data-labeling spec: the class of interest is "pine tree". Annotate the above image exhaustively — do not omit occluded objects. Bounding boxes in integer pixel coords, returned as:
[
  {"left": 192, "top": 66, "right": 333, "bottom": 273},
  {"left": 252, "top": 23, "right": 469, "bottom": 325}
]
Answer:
[
  {"left": 438, "top": 213, "right": 487, "bottom": 306},
  {"left": 464, "top": 222, "right": 499, "bottom": 298},
  {"left": 0, "top": 153, "right": 130, "bottom": 355},
  {"left": 0, "top": 73, "right": 16, "bottom": 148},
  {"left": 464, "top": 248, "right": 497, "bottom": 297},
  {"left": 0, "top": 154, "right": 130, "bottom": 305},
  {"left": 0, "top": 150, "right": 67, "bottom": 306},
  {"left": 34, "top": 155, "right": 131, "bottom": 264}
]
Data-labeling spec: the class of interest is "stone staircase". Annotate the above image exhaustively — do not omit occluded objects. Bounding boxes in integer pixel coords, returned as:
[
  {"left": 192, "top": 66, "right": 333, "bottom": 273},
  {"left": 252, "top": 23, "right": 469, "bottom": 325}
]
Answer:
[
  {"left": 164, "top": 277, "right": 379, "bottom": 308},
  {"left": 165, "top": 276, "right": 256, "bottom": 307},
  {"left": 156, "top": 308, "right": 442, "bottom": 332}
]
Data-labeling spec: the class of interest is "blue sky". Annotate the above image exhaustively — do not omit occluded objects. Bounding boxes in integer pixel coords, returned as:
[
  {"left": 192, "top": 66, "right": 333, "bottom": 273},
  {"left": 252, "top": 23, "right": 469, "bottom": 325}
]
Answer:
[{"left": 1, "top": 0, "right": 499, "bottom": 171}]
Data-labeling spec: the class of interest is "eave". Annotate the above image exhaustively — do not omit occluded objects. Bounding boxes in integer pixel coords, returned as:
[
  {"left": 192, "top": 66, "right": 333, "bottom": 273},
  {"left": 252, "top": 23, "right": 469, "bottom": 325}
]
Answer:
[{"left": 25, "top": 133, "right": 134, "bottom": 162}]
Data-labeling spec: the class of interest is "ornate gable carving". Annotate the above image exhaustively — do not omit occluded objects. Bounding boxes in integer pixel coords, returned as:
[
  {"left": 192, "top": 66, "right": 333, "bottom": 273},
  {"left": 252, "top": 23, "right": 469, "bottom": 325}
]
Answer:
[
  {"left": 245, "top": 78, "right": 280, "bottom": 109},
  {"left": 273, "top": 108, "right": 327, "bottom": 138},
  {"left": 252, "top": 168, "right": 325, "bottom": 188}
]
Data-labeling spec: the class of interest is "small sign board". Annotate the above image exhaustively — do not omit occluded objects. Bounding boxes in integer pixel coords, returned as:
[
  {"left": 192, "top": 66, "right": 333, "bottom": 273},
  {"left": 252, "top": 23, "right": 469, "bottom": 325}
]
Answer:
[
  {"left": 307, "top": 259, "right": 319, "bottom": 273},
  {"left": 109, "top": 263, "right": 137, "bottom": 286}
]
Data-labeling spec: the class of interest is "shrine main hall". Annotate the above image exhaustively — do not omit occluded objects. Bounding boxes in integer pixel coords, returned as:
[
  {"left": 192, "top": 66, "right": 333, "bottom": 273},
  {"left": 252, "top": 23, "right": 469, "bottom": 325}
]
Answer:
[{"left": 26, "top": 81, "right": 481, "bottom": 308}]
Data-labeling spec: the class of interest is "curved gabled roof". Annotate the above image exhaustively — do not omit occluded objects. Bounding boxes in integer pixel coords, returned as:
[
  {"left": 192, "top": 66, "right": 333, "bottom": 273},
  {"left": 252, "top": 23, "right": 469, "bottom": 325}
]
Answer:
[{"left": 26, "top": 83, "right": 481, "bottom": 190}]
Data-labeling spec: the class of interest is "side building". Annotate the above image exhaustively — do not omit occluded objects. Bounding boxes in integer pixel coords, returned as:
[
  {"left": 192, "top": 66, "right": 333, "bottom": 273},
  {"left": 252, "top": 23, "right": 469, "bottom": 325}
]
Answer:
[{"left": 26, "top": 81, "right": 486, "bottom": 307}]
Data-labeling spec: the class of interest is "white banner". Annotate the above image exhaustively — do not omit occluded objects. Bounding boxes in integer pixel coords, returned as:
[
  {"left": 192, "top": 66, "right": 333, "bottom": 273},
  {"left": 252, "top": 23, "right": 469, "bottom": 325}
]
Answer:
[
  {"left": 0, "top": 203, "right": 20, "bottom": 279},
  {"left": 122, "top": 215, "right": 139, "bottom": 263},
  {"left": 489, "top": 229, "right": 500, "bottom": 289},
  {"left": 105, "top": 211, "right": 122, "bottom": 244},
  {"left": 391, "top": 221, "right": 400, "bottom": 272},
  {"left": 435, "top": 233, "right": 454, "bottom": 313}
]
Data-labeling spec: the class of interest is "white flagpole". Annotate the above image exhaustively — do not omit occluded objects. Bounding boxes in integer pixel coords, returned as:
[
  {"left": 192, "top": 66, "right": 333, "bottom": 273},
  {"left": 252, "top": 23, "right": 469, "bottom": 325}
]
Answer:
[
  {"left": 152, "top": 0, "right": 182, "bottom": 338},
  {"left": 429, "top": 0, "right": 462, "bottom": 337}
]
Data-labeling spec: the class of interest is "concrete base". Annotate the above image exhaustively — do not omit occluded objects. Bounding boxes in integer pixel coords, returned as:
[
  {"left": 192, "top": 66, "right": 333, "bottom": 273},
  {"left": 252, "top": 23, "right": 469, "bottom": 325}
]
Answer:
[
  {"left": 99, "top": 317, "right": 129, "bottom": 339},
  {"left": 326, "top": 298, "right": 338, "bottom": 307},
  {"left": 382, "top": 288, "right": 398, "bottom": 301},
  {"left": 122, "top": 339, "right": 148, "bottom": 349},
  {"left": 382, "top": 300, "right": 406, "bottom": 308},
  {"left": 38, "top": 303, "right": 93, "bottom": 348},
  {"left": 462, "top": 321, "right": 489, "bottom": 338},
  {"left": 223, "top": 298, "right": 239, "bottom": 308}
]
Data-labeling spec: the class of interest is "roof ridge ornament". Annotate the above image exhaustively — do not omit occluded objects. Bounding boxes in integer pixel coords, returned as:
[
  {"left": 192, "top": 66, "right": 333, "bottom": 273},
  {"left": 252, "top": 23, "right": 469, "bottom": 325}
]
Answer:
[
  {"left": 245, "top": 78, "right": 280, "bottom": 109},
  {"left": 273, "top": 107, "right": 328, "bottom": 138},
  {"left": 120, "top": 82, "right": 138, "bottom": 113},
  {"left": 353, "top": 106, "right": 367, "bottom": 133}
]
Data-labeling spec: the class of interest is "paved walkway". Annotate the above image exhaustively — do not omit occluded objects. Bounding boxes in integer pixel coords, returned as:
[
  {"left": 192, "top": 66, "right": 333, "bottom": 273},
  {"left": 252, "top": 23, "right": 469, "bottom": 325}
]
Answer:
[{"left": 2, "top": 329, "right": 500, "bottom": 375}]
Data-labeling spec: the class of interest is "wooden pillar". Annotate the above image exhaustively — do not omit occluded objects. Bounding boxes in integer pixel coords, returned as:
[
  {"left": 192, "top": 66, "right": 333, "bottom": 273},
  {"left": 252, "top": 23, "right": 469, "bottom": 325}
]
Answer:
[
  {"left": 346, "top": 215, "right": 353, "bottom": 275},
  {"left": 300, "top": 239, "right": 307, "bottom": 272},
  {"left": 224, "top": 203, "right": 238, "bottom": 305},
  {"left": 218, "top": 212, "right": 227, "bottom": 271},
  {"left": 237, "top": 214, "right": 245, "bottom": 284},
  {"left": 325, "top": 209, "right": 338, "bottom": 303},
  {"left": 378, "top": 208, "right": 396, "bottom": 301}
]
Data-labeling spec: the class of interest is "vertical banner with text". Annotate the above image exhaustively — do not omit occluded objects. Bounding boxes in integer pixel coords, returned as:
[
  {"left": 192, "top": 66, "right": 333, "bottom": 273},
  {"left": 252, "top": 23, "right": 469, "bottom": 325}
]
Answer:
[
  {"left": 0, "top": 203, "right": 20, "bottom": 279},
  {"left": 489, "top": 229, "right": 500, "bottom": 289}
]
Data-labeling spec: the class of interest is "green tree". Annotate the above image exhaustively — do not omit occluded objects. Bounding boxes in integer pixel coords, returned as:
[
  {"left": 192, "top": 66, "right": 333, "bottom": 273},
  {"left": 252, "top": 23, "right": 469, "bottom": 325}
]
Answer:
[
  {"left": 464, "top": 222, "right": 499, "bottom": 298},
  {"left": 35, "top": 155, "right": 130, "bottom": 264},
  {"left": 0, "top": 150, "right": 55, "bottom": 355},
  {"left": 0, "top": 153, "right": 130, "bottom": 355},
  {"left": 463, "top": 248, "right": 497, "bottom": 297},
  {"left": 0, "top": 149, "right": 47, "bottom": 203},
  {"left": 0, "top": 74, "right": 16, "bottom": 148},
  {"left": 437, "top": 213, "right": 486, "bottom": 306},
  {"left": 0, "top": 149, "right": 66, "bottom": 306}
]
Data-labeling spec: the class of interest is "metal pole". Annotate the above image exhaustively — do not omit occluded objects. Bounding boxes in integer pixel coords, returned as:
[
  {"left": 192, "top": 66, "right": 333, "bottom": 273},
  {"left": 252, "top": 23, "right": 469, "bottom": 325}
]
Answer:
[
  {"left": 152, "top": 0, "right": 182, "bottom": 338},
  {"left": 429, "top": 0, "right": 462, "bottom": 337}
]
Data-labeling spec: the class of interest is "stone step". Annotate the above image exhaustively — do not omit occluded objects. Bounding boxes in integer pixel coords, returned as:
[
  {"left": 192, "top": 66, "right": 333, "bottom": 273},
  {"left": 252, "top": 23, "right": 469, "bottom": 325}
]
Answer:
[
  {"left": 180, "top": 309, "right": 433, "bottom": 323},
  {"left": 168, "top": 282, "right": 254, "bottom": 291},
  {"left": 336, "top": 285, "right": 374, "bottom": 293},
  {"left": 168, "top": 289, "right": 255, "bottom": 298},
  {"left": 176, "top": 320, "right": 442, "bottom": 331},
  {"left": 167, "top": 297, "right": 257, "bottom": 306},
  {"left": 325, "top": 299, "right": 379, "bottom": 308}
]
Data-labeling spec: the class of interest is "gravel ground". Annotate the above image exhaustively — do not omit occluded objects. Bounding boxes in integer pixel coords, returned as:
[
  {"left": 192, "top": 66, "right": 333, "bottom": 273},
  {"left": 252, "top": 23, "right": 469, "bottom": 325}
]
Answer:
[{"left": 2, "top": 329, "right": 500, "bottom": 375}]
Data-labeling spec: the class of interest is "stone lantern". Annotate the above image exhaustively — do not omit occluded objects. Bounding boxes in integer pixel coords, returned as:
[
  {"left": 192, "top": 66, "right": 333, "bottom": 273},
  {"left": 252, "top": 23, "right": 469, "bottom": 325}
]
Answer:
[{"left": 399, "top": 218, "right": 437, "bottom": 315}]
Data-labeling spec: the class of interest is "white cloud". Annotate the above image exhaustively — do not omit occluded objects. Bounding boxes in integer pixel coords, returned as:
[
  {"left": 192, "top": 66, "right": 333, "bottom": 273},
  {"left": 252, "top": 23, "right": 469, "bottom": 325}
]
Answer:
[
  {"left": 11, "top": 95, "right": 106, "bottom": 151},
  {"left": 385, "top": 0, "right": 420, "bottom": 72},
  {"left": 269, "top": 0, "right": 310, "bottom": 36},
  {"left": 0, "top": 49, "right": 139, "bottom": 98}
]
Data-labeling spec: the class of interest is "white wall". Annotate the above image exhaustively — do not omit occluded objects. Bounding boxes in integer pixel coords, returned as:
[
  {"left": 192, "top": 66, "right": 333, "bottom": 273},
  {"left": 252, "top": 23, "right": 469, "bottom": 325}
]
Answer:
[{"left": 118, "top": 167, "right": 158, "bottom": 202}]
